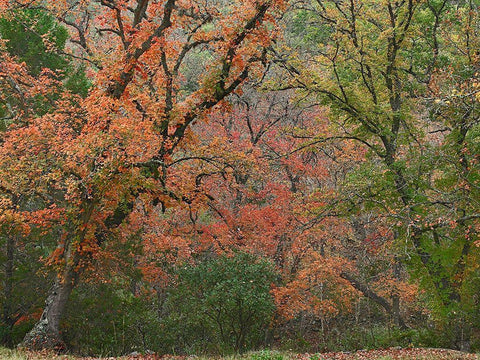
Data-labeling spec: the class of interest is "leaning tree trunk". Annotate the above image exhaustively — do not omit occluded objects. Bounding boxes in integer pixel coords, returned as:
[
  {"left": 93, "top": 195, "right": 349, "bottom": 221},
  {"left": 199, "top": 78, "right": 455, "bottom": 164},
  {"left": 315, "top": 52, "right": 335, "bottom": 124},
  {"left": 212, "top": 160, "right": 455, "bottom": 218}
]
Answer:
[
  {"left": 20, "top": 260, "right": 77, "bottom": 351},
  {"left": 20, "top": 230, "right": 84, "bottom": 351},
  {"left": 341, "top": 272, "right": 408, "bottom": 330},
  {"left": 20, "top": 199, "right": 94, "bottom": 351}
]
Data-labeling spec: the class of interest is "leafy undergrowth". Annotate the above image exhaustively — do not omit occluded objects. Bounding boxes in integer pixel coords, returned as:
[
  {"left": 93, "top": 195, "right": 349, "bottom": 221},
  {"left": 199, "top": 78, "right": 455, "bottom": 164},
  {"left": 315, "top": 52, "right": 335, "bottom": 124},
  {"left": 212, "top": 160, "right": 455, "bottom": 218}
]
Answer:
[{"left": 0, "top": 348, "right": 478, "bottom": 360}]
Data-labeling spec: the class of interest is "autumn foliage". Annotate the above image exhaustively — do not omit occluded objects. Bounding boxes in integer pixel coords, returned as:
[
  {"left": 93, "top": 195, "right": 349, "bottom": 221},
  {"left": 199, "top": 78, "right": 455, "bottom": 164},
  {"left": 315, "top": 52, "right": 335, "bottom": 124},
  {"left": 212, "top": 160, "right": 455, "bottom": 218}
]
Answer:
[{"left": 0, "top": 0, "right": 479, "bottom": 356}]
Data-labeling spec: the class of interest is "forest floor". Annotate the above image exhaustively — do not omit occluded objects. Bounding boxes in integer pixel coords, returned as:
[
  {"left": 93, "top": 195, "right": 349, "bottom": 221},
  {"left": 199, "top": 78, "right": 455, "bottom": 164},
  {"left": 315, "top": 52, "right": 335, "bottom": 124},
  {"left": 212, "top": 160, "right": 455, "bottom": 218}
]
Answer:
[{"left": 0, "top": 348, "right": 478, "bottom": 360}]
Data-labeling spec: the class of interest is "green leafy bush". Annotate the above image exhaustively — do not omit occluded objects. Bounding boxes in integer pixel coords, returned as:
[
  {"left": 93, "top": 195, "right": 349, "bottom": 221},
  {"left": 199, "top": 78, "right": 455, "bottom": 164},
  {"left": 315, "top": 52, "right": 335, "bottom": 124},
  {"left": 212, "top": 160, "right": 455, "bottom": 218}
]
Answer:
[
  {"left": 163, "top": 252, "right": 278, "bottom": 354},
  {"left": 62, "top": 284, "right": 162, "bottom": 356}
]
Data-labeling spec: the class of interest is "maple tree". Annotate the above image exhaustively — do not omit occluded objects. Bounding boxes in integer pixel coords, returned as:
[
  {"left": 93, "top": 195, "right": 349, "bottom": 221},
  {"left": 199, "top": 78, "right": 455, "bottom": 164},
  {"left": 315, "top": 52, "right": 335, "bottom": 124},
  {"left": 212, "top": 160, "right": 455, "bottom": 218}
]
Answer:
[
  {"left": 0, "top": 7, "right": 92, "bottom": 346},
  {"left": 0, "top": 0, "right": 285, "bottom": 351},
  {"left": 53, "top": 78, "right": 423, "bottom": 352}
]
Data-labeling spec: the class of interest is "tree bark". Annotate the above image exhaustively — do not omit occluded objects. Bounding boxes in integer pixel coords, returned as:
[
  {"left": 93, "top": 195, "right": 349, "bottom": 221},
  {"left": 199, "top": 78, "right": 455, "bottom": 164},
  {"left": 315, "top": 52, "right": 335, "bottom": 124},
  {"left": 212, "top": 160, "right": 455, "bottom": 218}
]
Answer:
[
  {"left": 452, "top": 315, "right": 472, "bottom": 352},
  {"left": 19, "top": 260, "right": 77, "bottom": 351},
  {"left": 20, "top": 199, "right": 94, "bottom": 351}
]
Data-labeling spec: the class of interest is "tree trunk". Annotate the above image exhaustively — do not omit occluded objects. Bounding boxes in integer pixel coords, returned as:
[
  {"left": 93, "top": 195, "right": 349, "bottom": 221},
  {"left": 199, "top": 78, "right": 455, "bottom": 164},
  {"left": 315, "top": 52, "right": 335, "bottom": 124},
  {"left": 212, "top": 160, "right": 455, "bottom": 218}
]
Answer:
[
  {"left": 20, "top": 258, "right": 77, "bottom": 351},
  {"left": 20, "top": 199, "right": 94, "bottom": 351},
  {"left": 341, "top": 272, "right": 408, "bottom": 329}
]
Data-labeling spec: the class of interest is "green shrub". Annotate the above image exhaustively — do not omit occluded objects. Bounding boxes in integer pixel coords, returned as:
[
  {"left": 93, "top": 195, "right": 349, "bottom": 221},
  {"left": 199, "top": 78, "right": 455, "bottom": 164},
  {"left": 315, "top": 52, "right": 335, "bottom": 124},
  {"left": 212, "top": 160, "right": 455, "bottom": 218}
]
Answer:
[
  {"left": 62, "top": 284, "right": 162, "bottom": 356},
  {"left": 321, "top": 325, "right": 451, "bottom": 352},
  {"left": 163, "top": 252, "right": 278, "bottom": 354}
]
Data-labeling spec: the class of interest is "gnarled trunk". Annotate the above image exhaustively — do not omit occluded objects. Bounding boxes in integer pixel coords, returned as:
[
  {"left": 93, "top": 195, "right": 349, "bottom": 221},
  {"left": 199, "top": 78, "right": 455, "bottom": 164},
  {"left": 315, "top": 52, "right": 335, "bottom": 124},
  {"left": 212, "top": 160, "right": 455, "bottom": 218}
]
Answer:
[
  {"left": 20, "top": 200, "right": 94, "bottom": 351},
  {"left": 20, "top": 264, "right": 76, "bottom": 351},
  {"left": 20, "top": 238, "right": 80, "bottom": 352}
]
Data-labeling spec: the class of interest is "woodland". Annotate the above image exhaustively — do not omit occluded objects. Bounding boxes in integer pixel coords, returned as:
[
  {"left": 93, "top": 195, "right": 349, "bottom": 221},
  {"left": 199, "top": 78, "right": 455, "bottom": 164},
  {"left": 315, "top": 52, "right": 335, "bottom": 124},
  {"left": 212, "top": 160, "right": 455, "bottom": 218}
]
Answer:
[{"left": 0, "top": 0, "right": 479, "bottom": 357}]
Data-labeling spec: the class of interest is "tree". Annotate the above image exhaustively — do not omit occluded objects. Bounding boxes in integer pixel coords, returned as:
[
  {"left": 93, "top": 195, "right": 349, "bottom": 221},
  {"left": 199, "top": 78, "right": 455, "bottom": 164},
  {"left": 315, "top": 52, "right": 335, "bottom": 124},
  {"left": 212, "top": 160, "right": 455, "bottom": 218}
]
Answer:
[
  {"left": 274, "top": 0, "right": 479, "bottom": 349},
  {"left": 0, "top": 7, "right": 92, "bottom": 346},
  {"left": 0, "top": 0, "right": 285, "bottom": 351}
]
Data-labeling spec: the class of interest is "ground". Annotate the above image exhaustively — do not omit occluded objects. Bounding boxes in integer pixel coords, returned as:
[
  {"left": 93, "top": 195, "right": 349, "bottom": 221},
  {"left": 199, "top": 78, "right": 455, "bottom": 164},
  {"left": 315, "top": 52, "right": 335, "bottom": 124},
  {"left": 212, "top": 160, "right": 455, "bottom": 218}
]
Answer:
[{"left": 0, "top": 348, "right": 478, "bottom": 360}]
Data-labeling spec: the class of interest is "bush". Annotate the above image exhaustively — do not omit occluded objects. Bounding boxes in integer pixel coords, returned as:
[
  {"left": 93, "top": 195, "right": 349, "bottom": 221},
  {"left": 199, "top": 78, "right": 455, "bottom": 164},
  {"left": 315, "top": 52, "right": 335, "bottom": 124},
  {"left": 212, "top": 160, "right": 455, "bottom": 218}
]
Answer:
[
  {"left": 320, "top": 325, "right": 451, "bottom": 352},
  {"left": 163, "top": 252, "right": 278, "bottom": 354},
  {"left": 62, "top": 283, "right": 163, "bottom": 356}
]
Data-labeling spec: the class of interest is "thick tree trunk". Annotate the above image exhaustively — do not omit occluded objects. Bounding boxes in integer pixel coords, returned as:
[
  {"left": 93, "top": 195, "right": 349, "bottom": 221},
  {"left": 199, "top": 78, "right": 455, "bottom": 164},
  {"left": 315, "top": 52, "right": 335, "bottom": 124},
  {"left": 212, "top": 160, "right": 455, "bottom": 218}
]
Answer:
[
  {"left": 20, "top": 269, "right": 76, "bottom": 351},
  {"left": 20, "top": 246, "right": 79, "bottom": 352},
  {"left": 20, "top": 200, "right": 94, "bottom": 351}
]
